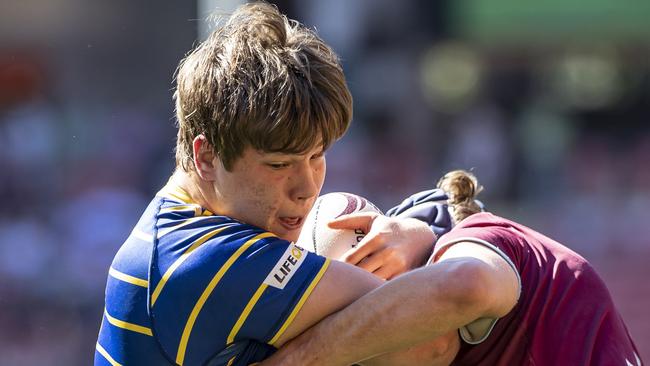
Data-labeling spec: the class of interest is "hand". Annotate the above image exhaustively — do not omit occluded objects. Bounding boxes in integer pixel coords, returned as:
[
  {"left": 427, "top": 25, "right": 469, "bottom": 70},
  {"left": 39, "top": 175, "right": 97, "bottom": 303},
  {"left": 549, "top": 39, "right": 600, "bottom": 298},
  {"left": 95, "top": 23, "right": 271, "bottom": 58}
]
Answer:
[{"left": 328, "top": 212, "right": 436, "bottom": 280}]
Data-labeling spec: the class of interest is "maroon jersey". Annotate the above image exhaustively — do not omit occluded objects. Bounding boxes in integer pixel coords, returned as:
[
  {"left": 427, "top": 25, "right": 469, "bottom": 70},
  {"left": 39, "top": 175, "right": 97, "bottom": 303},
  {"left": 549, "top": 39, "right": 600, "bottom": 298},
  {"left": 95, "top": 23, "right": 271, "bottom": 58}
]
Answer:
[{"left": 434, "top": 212, "right": 642, "bottom": 366}]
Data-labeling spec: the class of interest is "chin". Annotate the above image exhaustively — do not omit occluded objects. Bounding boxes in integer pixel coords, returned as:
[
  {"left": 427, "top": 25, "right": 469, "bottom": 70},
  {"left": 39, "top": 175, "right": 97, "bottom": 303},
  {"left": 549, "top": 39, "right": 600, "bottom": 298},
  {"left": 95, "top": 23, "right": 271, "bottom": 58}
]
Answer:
[
  {"left": 285, "top": 233, "right": 301, "bottom": 243},
  {"left": 275, "top": 229, "right": 300, "bottom": 243}
]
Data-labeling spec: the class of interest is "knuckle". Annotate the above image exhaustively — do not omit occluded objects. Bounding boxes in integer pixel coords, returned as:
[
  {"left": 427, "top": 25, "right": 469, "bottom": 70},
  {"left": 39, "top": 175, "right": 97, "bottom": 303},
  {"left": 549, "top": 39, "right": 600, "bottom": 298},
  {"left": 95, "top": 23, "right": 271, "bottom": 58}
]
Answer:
[{"left": 386, "top": 249, "right": 407, "bottom": 268}]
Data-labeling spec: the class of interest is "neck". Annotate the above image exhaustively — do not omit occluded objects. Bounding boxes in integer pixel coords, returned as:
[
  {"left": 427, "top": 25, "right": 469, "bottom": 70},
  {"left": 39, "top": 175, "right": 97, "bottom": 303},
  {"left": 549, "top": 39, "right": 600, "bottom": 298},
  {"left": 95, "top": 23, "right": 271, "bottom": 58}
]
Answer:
[{"left": 170, "top": 169, "right": 220, "bottom": 214}]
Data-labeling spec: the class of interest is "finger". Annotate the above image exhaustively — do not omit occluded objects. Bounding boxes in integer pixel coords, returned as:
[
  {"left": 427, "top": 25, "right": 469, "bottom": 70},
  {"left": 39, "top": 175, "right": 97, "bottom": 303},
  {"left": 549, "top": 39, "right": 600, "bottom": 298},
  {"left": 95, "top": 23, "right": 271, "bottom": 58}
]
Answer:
[
  {"left": 327, "top": 212, "right": 379, "bottom": 231},
  {"left": 342, "top": 232, "right": 384, "bottom": 265},
  {"left": 372, "top": 265, "right": 396, "bottom": 281},
  {"left": 355, "top": 253, "right": 384, "bottom": 273}
]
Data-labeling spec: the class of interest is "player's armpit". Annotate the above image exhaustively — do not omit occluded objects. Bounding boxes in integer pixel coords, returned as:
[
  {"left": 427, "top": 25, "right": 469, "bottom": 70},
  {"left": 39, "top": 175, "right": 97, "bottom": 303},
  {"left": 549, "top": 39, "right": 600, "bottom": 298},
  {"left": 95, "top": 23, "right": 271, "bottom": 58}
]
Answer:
[
  {"left": 270, "top": 259, "right": 383, "bottom": 347},
  {"left": 433, "top": 241, "right": 520, "bottom": 319},
  {"left": 358, "top": 330, "right": 460, "bottom": 366}
]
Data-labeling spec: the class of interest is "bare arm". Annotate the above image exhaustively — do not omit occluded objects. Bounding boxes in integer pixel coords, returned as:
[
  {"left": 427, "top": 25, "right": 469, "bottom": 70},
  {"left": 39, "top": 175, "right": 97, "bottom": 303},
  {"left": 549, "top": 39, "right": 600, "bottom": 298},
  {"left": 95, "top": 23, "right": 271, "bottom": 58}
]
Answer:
[
  {"left": 270, "top": 259, "right": 383, "bottom": 347},
  {"left": 359, "top": 330, "right": 460, "bottom": 366},
  {"left": 270, "top": 215, "right": 439, "bottom": 347},
  {"left": 261, "top": 243, "right": 519, "bottom": 366}
]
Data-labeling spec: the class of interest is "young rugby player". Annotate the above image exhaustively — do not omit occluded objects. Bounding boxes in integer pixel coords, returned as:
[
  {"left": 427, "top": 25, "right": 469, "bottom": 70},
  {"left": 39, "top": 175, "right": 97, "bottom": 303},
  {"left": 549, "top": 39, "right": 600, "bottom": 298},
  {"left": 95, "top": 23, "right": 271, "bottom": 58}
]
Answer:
[{"left": 94, "top": 3, "right": 439, "bottom": 365}]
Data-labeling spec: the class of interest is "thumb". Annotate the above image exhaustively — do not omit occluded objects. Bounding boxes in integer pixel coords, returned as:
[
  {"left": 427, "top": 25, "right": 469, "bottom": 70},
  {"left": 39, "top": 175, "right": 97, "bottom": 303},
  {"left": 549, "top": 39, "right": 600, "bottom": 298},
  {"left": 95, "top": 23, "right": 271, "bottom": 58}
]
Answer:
[{"left": 327, "top": 212, "right": 379, "bottom": 232}]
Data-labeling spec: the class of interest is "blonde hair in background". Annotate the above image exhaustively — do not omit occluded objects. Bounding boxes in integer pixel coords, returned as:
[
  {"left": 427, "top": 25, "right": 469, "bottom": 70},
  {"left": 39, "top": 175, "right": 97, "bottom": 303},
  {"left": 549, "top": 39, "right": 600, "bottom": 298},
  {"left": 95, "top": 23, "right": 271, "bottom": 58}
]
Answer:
[
  {"left": 437, "top": 170, "right": 484, "bottom": 224},
  {"left": 174, "top": 2, "right": 353, "bottom": 171}
]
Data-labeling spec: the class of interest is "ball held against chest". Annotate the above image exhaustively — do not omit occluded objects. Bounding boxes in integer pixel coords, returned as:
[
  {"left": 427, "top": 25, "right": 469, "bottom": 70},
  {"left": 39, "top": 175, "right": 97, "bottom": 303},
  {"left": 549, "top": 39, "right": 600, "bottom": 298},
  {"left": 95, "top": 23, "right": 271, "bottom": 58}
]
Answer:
[{"left": 296, "top": 192, "right": 382, "bottom": 260}]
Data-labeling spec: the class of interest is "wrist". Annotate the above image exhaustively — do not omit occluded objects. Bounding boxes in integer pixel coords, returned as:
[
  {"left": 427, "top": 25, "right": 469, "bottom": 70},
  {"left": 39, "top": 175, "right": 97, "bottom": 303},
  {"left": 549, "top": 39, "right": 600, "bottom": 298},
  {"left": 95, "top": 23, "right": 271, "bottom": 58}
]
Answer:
[{"left": 410, "top": 220, "right": 438, "bottom": 268}]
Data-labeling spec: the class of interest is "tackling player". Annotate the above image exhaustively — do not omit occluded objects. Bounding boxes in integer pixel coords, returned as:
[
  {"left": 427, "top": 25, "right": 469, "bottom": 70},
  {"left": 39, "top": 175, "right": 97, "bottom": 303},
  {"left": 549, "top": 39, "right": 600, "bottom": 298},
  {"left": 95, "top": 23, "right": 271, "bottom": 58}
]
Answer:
[
  {"left": 94, "top": 3, "right": 439, "bottom": 365},
  {"left": 262, "top": 170, "right": 643, "bottom": 365}
]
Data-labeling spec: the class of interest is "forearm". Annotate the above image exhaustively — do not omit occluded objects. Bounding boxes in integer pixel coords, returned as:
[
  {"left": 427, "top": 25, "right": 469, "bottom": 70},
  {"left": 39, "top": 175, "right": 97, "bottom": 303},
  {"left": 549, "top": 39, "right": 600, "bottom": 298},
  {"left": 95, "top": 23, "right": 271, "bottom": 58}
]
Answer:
[
  {"left": 263, "top": 259, "right": 486, "bottom": 366},
  {"left": 359, "top": 330, "right": 460, "bottom": 366}
]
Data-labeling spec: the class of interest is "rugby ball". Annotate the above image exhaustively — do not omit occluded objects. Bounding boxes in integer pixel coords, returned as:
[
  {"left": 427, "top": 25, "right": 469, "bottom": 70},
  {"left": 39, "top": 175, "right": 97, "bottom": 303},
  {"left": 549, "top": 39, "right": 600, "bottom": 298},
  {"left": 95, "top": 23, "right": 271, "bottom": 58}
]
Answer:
[{"left": 296, "top": 192, "right": 382, "bottom": 260}]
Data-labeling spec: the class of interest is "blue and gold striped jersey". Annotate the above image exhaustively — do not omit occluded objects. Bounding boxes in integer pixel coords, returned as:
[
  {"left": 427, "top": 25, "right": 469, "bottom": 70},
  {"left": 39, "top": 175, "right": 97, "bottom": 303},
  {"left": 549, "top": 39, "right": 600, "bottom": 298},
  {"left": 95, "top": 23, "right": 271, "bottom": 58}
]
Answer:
[{"left": 95, "top": 182, "right": 330, "bottom": 366}]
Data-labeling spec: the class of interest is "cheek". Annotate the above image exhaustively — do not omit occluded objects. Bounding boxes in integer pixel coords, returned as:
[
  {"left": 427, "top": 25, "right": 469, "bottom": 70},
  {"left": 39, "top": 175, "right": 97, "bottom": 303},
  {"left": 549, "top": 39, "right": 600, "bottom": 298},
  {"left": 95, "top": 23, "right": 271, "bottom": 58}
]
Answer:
[
  {"left": 267, "top": 172, "right": 286, "bottom": 184},
  {"left": 316, "top": 160, "right": 326, "bottom": 187},
  {"left": 249, "top": 182, "right": 280, "bottom": 213}
]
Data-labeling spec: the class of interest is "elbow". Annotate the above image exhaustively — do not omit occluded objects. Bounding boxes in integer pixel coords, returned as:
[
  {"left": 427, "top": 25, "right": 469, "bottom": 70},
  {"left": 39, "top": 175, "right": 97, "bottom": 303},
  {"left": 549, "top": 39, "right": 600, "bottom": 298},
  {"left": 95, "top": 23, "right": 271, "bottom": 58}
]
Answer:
[{"left": 438, "top": 259, "right": 497, "bottom": 318}]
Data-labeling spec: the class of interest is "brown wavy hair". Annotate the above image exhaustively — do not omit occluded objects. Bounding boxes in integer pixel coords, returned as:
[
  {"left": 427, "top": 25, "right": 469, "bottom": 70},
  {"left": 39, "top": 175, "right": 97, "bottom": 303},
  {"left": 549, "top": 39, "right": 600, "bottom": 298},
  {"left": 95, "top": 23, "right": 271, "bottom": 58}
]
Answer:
[
  {"left": 174, "top": 2, "right": 353, "bottom": 171},
  {"left": 437, "top": 170, "right": 484, "bottom": 223}
]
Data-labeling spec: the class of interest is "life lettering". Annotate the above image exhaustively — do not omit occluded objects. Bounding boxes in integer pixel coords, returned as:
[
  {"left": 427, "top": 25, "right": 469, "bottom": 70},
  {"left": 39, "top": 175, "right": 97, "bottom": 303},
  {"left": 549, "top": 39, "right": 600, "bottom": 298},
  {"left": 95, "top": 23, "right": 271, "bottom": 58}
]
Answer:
[{"left": 274, "top": 247, "right": 303, "bottom": 283}]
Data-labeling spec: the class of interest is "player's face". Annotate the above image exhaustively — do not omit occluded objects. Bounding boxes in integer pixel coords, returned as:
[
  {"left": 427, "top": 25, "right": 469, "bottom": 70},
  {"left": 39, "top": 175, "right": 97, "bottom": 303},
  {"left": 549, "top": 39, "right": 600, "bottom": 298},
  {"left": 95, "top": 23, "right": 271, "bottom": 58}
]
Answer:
[{"left": 213, "top": 145, "right": 326, "bottom": 242}]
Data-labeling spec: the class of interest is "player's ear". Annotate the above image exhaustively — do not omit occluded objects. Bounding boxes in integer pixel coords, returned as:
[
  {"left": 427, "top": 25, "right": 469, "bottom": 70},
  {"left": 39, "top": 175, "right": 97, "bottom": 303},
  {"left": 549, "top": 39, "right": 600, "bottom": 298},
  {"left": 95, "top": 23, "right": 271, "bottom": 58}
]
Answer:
[{"left": 192, "top": 134, "right": 219, "bottom": 181}]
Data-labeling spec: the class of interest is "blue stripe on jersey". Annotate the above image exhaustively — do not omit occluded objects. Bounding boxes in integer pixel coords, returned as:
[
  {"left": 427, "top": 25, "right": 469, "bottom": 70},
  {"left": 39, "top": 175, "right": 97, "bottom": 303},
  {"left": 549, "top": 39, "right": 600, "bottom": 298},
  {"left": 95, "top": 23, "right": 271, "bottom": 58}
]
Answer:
[
  {"left": 156, "top": 216, "right": 219, "bottom": 238},
  {"left": 108, "top": 267, "right": 148, "bottom": 288},
  {"left": 97, "top": 185, "right": 329, "bottom": 366},
  {"left": 148, "top": 222, "right": 239, "bottom": 307},
  {"left": 177, "top": 233, "right": 279, "bottom": 364},
  {"left": 150, "top": 226, "right": 274, "bottom": 363},
  {"left": 96, "top": 316, "right": 170, "bottom": 366},
  {"left": 110, "top": 236, "right": 152, "bottom": 287},
  {"left": 243, "top": 254, "right": 327, "bottom": 343},
  {"left": 95, "top": 341, "right": 120, "bottom": 366},
  {"left": 104, "top": 276, "right": 150, "bottom": 330}
]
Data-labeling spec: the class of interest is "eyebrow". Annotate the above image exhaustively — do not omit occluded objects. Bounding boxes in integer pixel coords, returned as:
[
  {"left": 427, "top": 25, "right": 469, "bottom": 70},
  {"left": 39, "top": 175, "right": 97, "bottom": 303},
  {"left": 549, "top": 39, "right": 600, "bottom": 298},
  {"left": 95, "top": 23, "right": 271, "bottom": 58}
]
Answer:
[{"left": 263, "top": 146, "right": 325, "bottom": 158}]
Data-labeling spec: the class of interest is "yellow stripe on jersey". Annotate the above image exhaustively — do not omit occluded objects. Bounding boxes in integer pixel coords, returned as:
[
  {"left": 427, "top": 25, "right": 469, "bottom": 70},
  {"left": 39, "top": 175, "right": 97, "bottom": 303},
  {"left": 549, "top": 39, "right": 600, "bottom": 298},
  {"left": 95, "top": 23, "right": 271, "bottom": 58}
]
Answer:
[
  {"left": 219, "top": 343, "right": 239, "bottom": 366},
  {"left": 227, "top": 283, "right": 269, "bottom": 344},
  {"left": 171, "top": 186, "right": 193, "bottom": 202},
  {"left": 132, "top": 228, "right": 153, "bottom": 243},
  {"left": 157, "top": 183, "right": 213, "bottom": 215},
  {"left": 151, "top": 225, "right": 234, "bottom": 306},
  {"left": 175, "top": 232, "right": 275, "bottom": 365},
  {"left": 227, "top": 356, "right": 236, "bottom": 366},
  {"left": 269, "top": 259, "right": 331, "bottom": 346},
  {"left": 157, "top": 216, "right": 220, "bottom": 238},
  {"left": 109, "top": 267, "right": 148, "bottom": 288},
  {"left": 104, "top": 309, "right": 153, "bottom": 336},
  {"left": 159, "top": 204, "right": 203, "bottom": 216},
  {"left": 96, "top": 342, "right": 122, "bottom": 366},
  {"left": 157, "top": 183, "right": 193, "bottom": 204}
]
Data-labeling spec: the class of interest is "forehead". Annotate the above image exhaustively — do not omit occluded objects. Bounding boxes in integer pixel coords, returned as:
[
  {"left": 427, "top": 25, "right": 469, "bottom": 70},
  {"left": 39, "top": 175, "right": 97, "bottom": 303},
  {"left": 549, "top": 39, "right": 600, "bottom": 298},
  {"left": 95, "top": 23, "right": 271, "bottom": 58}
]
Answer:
[{"left": 259, "top": 130, "right": 326, "bottom": 155}]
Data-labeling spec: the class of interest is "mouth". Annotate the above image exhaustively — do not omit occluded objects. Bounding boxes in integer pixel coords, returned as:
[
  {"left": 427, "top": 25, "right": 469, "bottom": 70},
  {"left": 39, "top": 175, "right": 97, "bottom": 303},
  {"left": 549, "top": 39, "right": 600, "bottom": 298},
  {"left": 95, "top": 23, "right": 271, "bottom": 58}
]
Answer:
[{"left": 278, "top": 216, "right": 304, "bottom": 231}]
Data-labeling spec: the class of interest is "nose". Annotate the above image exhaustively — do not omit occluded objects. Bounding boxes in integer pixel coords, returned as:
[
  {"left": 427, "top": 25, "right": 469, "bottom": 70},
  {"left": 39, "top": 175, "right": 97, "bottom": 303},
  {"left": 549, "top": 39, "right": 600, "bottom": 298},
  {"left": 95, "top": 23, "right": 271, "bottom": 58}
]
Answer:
[{"left": 291, "top": 160, "right": 322, "bottom": 202}]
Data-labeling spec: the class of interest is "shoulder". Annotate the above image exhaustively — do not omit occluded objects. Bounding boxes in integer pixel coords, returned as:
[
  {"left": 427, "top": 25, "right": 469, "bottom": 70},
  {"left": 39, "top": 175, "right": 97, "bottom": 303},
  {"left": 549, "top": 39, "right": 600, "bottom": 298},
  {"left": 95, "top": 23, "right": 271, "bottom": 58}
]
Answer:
[
  {"left": 148, "top": 209, "right": 334, "bottom": 362},
  {"left": 430, "top": 213, "right": 522, "bottom": 320},
  {"left": 435, "top": 213, "right": 524, "bottom": 263},
  {"left": 153, "top": 210, "right": 295, "bottom": 285}
]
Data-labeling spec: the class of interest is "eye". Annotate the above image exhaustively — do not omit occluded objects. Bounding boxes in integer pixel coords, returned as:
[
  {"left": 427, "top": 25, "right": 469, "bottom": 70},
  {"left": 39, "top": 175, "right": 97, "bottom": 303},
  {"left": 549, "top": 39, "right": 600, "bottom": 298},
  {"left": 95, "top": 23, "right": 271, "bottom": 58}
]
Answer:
[{"left": 267, "top": 162, "right": 290, "bottom": 169}]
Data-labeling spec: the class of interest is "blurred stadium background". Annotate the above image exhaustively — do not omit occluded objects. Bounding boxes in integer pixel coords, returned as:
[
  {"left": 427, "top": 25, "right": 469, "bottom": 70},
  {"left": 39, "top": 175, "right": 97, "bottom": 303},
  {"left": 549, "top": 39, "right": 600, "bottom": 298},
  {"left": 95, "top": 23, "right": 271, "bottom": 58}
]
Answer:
[{"left": 0, "top": 0, "right": 648, "bottom": 364}]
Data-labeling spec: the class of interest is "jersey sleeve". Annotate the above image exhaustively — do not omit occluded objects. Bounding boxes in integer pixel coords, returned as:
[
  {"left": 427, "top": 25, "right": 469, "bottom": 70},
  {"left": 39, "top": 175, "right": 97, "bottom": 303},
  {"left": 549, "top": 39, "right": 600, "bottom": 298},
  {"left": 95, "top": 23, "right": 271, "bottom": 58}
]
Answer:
[
  {"left": 433, "top": 219, "right": 522, "bottom": 345},
  {"left": 150, "top": 224, "right": 329, "bottom": 366},
  {"left": 433, "top": 225, "right": 521, "bottom": 276},
  {"left": 226, "top": 235, "right": 330, "bottom": 346}
]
